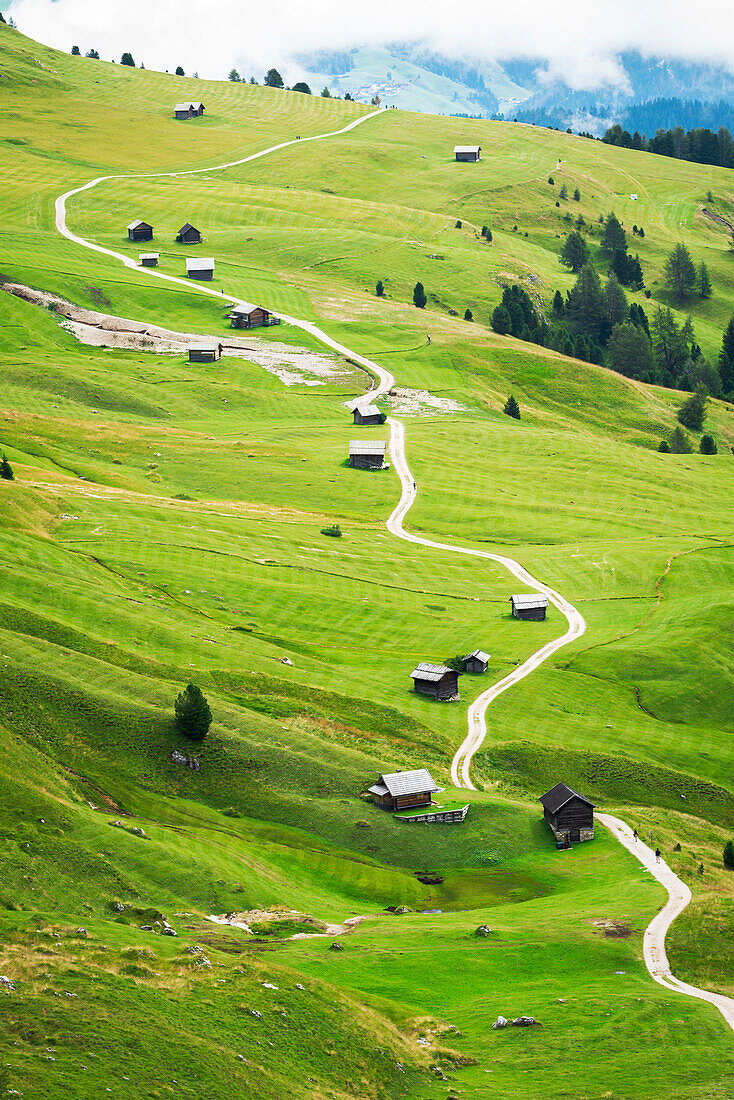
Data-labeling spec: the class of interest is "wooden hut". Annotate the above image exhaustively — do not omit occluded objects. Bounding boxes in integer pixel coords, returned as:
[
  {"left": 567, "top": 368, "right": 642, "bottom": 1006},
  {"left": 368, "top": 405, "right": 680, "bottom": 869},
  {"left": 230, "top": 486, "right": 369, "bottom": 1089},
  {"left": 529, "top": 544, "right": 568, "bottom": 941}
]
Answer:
[
  {"left": 127, "top": 219, "right": 153, "bottom": 242},
  {"left": 174, "top": 102, "right": 205, "bottom": 120},
  {"left": 539, "top": 782, "right": 595, "bottom": 843},
  {"left": 353, "top": 403, "right": 383, "bottom": 426},
  {"left": 454, "top": 145, "right": 481, "bottom": 162},
  {"left": 229, "top": 302, "right": 274, "bottom": 329},
  {"left": 368, "top": 768, "right": 440, "bottom": 813},
  {"left": 348, "top": 440, "right": 386, "bottom": 469},
  {"left": 177, "top": 223, "right": 201, "bottom": 244},
  {"left": 188, "top": 342, "right": 223, "bottom": 362},
  {"left": 464, "top": 649, "right": 490, "bottom": 674},
  {"left": 186, "top": 257, "right": 215, "bottom": 281},
  {"left": 510, "top": 593, "right": 549, "bottom": 621},
  {"left": 411, "top": 663, "right": 460, "bottom": 700},
  {"left": 139, "top": 252, "right": 159, "bottom": 267}
]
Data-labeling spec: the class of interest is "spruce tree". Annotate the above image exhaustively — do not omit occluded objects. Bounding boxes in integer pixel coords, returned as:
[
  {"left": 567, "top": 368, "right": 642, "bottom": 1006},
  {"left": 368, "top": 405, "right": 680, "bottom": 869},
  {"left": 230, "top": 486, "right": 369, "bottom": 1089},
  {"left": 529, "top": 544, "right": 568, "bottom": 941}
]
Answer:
[
  {"left": 0, "top": 454, "right": 14, "bottom": 480},
  {"left": 698, "top": 262, "right": 712, "bottom": 299},
  {"left": 664, "top": 242, "right": 697, "bottom": 301},
  {"left": 413, "top": 282, "right": 427, "bottom": 309},
  {"left": 699, "top": 434, "right": 717, "bottom": 455},
  {"left": 552, "top": 290, "right": 565, "bottom": 319},
  {"left": 573, "top": 187, "right": 581, "bottom": 201},
  {"left": 228, "top": 69, "right": 241, "bottom": 82},
  {"left": 490, "top": 305, "right": 512, "bottom": 335},
  {"left": 724, "top": 840, "right": 734, "bottom": 870},
  {"left": 607, "top": 321, "right": 654, "bottom": 380},
  {"left": 602, "top": 211, "right": 626, "bottom": 253},
  {"left": 71, "top": 45, "right": 80, "bottom": 55},
  {"left": 120, "top": 52, "right": 135, "bottom": 67},
  {"left": 503, "top": 395, "right": 521, "bottom": 419},
  {"left": 264, "top": 68, "right": 284, "bottom": 87},
  {"left": 464, "top": 308, "right": 473, "bottom": 321},
  {"left": 658, "top": 440, "right": 670, "bottom": 452},
  {"left": 677, "top": 385, "right": 707, "bottom": 432},
  {"left": 559, "top": 183, "right": 568, "bottom": 200},
  {"left": 603, "top": 273, "right": 628, "bottom": 340},
  {"left": 174, "top": 684, "right": 212, "bottom": 742},
  {"left": 175, "top": 66, "right": 184, "bottom": 76},
  {"left": 375, "top": 280, "right": 384, "bottom": 297},
  {"left": 560, "top": 231, "right": 589, "bottom": 273},
  {"left": 566, "top": 262, "right": 606, "bottom": 343},
  {"left": 719, "top": 313, "right": 734, "bottom": 393},
  {"left": 668, "top": 426, "right": 693, "bottom": 454}
]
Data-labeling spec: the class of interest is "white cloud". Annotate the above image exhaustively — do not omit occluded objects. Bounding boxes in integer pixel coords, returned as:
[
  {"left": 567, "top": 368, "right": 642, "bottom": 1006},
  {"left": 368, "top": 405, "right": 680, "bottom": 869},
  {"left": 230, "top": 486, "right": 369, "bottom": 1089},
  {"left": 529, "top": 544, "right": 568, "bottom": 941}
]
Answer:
[{"left": 7, "top": 0, "right": 734, "bottom": 90}]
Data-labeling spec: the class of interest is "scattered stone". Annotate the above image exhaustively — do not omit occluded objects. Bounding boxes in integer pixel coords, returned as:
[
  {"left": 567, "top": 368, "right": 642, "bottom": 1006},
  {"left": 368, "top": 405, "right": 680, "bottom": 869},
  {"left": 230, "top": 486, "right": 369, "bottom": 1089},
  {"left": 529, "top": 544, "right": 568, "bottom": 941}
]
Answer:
[
  {"left": 251, "top": 1010, "right": 262, "bottom": 1018},
  {"left": 140, "top": 925, "right": 153, "bottom": 931},
  {"left": 74, "top": 928, "right": 88, "bottom": 937},
  {"left": 111, "top": 902, "right": 125, "bottom": 912},
  {"left": 474, "top": 925, "right": 493, "bottom": 937},
  {"left": 131, "top": 827, "right": 146, "bottom": 837},
  {"left": 395, "top": 1062, "right": 404, "bottom": 1073},
  {"left": 170, "top": 750, "right": 201, "bottom": 771},
  {"left": 262, "top": 982, "right": 278, "bottom": 990},
  {"left": 161, "top": 927, "right": 177, "bottom": 937},
  {"left": 431, "top": 1066, "right": 448, "bottom": 1080},
  {"left": 510, "top": 1016, "right": 541, "bottom": 1027},
  {"left": 185, "top": 945, "right": 203, "bottom": 955},
  {"left": 296, "top": 983, "right": 306, "bottom": 990},
  {"left": 328, "top": 942, "right": 343, "bottom": 951},
  {"left": 491, "top": 1016, "right": 508, "bottom": 1029},
  {"left": 0, "top": 975, "right": 16, "bottom": 992},
  {"left": 280, "top": 657, "right": 293, "bottom": 666},
  {"left": 394, "top": 906, "right": 412, "bottom": 915}
]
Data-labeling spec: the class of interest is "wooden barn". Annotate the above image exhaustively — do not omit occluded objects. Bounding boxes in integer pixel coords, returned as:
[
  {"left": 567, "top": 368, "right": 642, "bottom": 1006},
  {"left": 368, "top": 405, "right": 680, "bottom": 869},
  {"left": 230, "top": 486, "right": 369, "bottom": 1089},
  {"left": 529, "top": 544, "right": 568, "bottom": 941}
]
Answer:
[
  {"left": 186, "top": 257, "right": 215, "bottom": 280},
  {"left": 174, "top": 102, "right": 205, "bottom": 119},
  {"left": 348, "top": 440, "right": 386, "bottom": 469},
  {"left": 510, "top": 593, "right": 549, "bottom": 621},
  {"left": 464, "top": 649, "right": 490, "bottom": 674},
  {"left": 540, "top": 782, "right": 595, "bottom": 843},
  {"left": 411, "top": 663, "right": 460, "bottom": 700},
  {"left": 127, "top": 219, "right": 153, "bottom": 242},
  {"left": 177, "top": 223, "right": 201, "bottom": 244},
  {"left": 368, "top": 768, "right": 440, "bottom": 813},
  {"left": 228, "top": 302, "right": 276, "bottom": 329},
  {"left": 353, "top": 404, "right": 383, "bottom": 426},
  {"left": 188, "top": 342, "right": 223, "bottom": 362},
  {"left": 454, "top": 145, "right": 481, "bottom": 162},
  {"left": 139, "top": 252, "right": 159, "bottom": 267}
]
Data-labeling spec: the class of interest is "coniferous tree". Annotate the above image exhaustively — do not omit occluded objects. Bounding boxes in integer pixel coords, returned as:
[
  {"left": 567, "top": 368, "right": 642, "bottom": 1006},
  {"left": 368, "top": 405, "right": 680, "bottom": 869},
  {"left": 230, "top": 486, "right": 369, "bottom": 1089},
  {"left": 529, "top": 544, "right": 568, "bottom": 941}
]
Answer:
[
  {"left": 490, "top": 305, "right": 512, "bottom": 335},
  {"left": 566, "top": 263, "right": 606, "bottom": 343},
  {"left": 86, "top": 48, "right": 99, "bottom": 58},
  {"left": 413, "top": 282, "right": 427, "bottom": 309},
  {"left": 292, "top": 82, "right": 311, "bottom": 94},
  {"left": 607, "top": 321, "right": 654, "bottom": 380},
  {"left": 603, "top": 273, "right": 628, "bottom": 340},
  {"left": 120, "top": 52, "right": 135, "bottom": 67},
  {"left": 668, "top": 425, "right": 693, "bottom": 453},
  {"left": 559, "top": 183, "right": 568, "bottom": 200},
  {"left": 651, "top": 307, "right": 692, "bottom": 386},
  {"left": 724, "top": 839, "right": 734, "bottom": 870},
  {"left": 320, "top": 86, "right": 332, "bottom": 98},
  {"left": 71, "top": 45, "right": 80, "bottom": 55},
  {"left": 677, "top": 385, "right": 708, "bottom": 431},
  {"left": 503, "top": 395, "right": 521, "bottom": 419},
  {"left": 174, "top": 684, "right": 212, "bottom": 742},
  {"left": 264, "top": 68, "right": 284, "bottom": 88},
  {"left": 664, "top": 242, "right": 697, "bottom": 301},
  {"left": 698, "top": 261, "right": 712, "bottom": 299},
  {"left": 699, "top": 434, "right": 717, "bottom": 454},
  {"left": 375, "top": 280, "right": 384, "bottom": 297},
  {"left": 552, "top": 290, "right": 565, "bottom": 319},
  {"left": 573, "top": 187, "right": 581, "bottom": 201},
  {"left": 560, "top": 231, "right": 589, "bottom": 273},
  {"left": 464, "top": 308, "right": 473, "bottom": 321},
  {"left": 719, "top": 313, "right": 734, "bottom": 393},
  {"left": 228, "top": 69, "right": 241, "bottom": 82},
  {"left": 658, "top": 440, "right": 670, "bottom": 452},
  {"left": 602, "top": 211, "right": 626, "bottom": 253},
  {"left": 0, "top": 454, "right": 14, "bottom": 480},
  {"left": 175, "top": 66, "right": 185, "bottom": 76}
]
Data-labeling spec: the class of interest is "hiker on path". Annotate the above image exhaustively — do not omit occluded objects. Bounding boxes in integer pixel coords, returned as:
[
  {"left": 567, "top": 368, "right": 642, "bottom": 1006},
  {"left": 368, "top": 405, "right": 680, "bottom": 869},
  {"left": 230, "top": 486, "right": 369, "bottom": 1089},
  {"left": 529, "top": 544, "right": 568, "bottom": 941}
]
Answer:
[
  {"left": 633, "top": 829, "right": 638, "bottom": 842},
  {"left": 655, "top": 848, "right": 661, "bottom": 863}
]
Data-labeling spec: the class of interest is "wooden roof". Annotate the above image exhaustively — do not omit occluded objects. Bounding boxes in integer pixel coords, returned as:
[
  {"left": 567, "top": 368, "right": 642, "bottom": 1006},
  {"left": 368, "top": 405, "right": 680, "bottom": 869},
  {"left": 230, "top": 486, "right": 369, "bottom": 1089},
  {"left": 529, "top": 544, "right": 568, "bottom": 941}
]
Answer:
[
  {"left": 510, "top": 593, "right": 549, "bottom": 609},
  {"left": 348, "top": 440, "right": 386, "bottom": 455},
  {"left": 174, "top": 102, "right": 204, "bottom": 111},
  {"left": 188, "top": 342, "right": 222, "bottom": 353},
  {"left": 186, "top": 257, "right": 215, "bottom": 270},
  {"left": 539, "top": 782, "right": 595, "bottom": 814},
  {"left": 411, "top": 662, "right": 457, "bottom": 681},
  {"left": 230, "top": 301, "right": 263, "bottom": 315},
  {"left": 465, "top": 649, "right": 490, "bottom": 662},
  {"left": 138, "top": 252, "right": 159, "bottom": 259},
  {"left": 178, "top": 222, "right": 200, "bottom": 234},
  {"left": 355, "top": 403, "right": 381, "bottom": 418},
  {"left": 371, "top": 769, "right": 440, "bottom": 798},
  {"left": 127, "top": 219, "right": 151, "bottom": 230},
  {"left": 454, "top": 145, "right": 481, "bottom": 153}
]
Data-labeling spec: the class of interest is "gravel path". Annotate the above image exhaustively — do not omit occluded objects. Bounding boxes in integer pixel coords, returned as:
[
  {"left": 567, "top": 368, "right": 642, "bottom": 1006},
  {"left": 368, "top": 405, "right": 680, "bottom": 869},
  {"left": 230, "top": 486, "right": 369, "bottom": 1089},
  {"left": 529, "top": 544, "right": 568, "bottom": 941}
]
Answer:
[{"left": 52, "top": 110, "right": 732, "bottom": 1036}]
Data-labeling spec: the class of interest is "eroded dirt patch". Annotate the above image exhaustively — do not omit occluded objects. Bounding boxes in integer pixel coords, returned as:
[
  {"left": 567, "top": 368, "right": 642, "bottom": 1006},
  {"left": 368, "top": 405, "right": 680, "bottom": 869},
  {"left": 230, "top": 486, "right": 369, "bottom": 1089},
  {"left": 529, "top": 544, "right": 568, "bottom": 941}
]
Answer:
[
  {"left": 382, "top": 386, "right": 465, "bottom": 416},
  {"left": 208, "top": 907, "right": 369, "bottom": 939}
]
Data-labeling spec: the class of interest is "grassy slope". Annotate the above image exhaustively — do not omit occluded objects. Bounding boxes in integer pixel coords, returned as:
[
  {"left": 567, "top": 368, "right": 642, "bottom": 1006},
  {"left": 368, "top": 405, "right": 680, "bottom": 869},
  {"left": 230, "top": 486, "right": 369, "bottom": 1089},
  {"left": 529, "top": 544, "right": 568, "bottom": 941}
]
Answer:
[{"left": 0, "top": 24, "right": 733, "bottom": 1099}]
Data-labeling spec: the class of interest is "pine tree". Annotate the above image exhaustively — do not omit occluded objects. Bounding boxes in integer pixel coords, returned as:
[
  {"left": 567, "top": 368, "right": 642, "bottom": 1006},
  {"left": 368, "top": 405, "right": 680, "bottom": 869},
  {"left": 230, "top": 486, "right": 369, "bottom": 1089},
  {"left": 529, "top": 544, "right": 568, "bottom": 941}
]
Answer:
[
  {"left": 668, "top": 426, "right": 693, "bottom": 454},
  {"left": 719, "top": 313, "right": 734, "bottom": 393},
  {"left": 602, "top": 211, "right": 626, "bottom": 253},
  {"left": 573, "top": 187, "right": 581, "bottom": 201},
  {"left": 71, "top": 45, "right": 80, "bottom": 55},
  {"left": 677, "top": 384, "right": 708, "bottom": 431},
  {"left": 320, "top": 86, "right": 332, "bottom": 98},
  {"left": 603, "top": 273, "right": 628, "bottom": 340},
  {"left": 86, "top": 48, "right": 99, "bottom": 58},
  {"left": 503, "top": 395, "right": 521, "bottom": 419},
  {"left": 292, "top": 82, "right": 311, "bottom": 94},
  {"left": 413, "top": 282, "right": 427, "bottom": 309},
  {"left": 0, "top": 454, "right": 14, "bottom": 480},
  {"left": 174, "top": 684, "right": 212, "bottom": 741},
  {"left": 490, "top": 305, "right": 512, "bottom": 335},
  {"left": 566, "top": 263, "right": 606, "bottom": 342},
  {"left": 698, "top": 261, "right": 712, "bottom": 299},
  {"left": 264, "top": 68, "right": 284, "bottom": 88},
  {"left": 464, "top": 309, "right": 473, "bottom": 321},
  {"left": 658, "top": 440, "right": 670, "bottom": 452},
  {"left": 375, "top": 280, "right": 384, "bottom": 297},
  {"left": 724, "top": 840, "right": 734, "bottom": 870},
  {"left": 552, "top": 290, "right": 565, "bottom": 319},
  {"left": 664, "top": 242, "right": 697, "bottom": 301},
  {"left": 559, "top": 183, "right": 568, "bottom": 200},
  {"left": 175, "top": 66, "right": 185, "bottom": 76},
  {"left": 607, "top": 321, "right": 654, "bottom": 380},
  {"left": 228, "top": 69, "right": 241, "bottom": 82},
  {"left": 120, "top": 52, "right": 135, "bottom": 67},
  {"left": 560, "top": 231, "right": 589, "bottom": 273},
  {"left": 699, "top": 434, "right": 718, "bottom": 455}
]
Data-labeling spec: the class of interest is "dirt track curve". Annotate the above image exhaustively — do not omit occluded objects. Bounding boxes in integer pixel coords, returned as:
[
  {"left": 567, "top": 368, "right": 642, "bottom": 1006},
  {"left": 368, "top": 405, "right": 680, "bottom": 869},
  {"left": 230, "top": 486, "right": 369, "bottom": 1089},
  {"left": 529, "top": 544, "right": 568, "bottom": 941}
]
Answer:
[{"left": 52, "top": 111, "right": 733, "bottom": 1035}]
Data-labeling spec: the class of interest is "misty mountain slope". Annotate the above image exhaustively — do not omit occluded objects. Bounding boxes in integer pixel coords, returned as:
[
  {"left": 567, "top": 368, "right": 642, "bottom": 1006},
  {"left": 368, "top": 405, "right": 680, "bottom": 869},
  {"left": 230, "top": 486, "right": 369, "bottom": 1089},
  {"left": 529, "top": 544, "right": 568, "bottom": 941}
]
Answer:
[{"left": 0, "top": 23, "right": 733, "bottom": 1099}]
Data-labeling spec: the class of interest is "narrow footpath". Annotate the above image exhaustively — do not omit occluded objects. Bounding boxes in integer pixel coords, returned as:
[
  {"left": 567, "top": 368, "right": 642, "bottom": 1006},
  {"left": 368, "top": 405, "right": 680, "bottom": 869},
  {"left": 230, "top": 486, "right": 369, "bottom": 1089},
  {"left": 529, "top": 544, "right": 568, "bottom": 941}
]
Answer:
[{"left": 52, "top": 112, "right": 734, "bottom": 1035}]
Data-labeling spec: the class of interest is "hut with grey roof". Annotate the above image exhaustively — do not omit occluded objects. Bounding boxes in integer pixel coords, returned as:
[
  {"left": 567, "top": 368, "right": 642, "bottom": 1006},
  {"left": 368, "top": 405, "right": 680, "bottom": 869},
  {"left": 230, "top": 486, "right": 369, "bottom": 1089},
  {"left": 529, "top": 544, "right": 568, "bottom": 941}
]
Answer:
[
  {"left": 464, "top": 649, "right": 490, "bottom": 674},
  {"left": 186, "top": 257, "right": 215, "bottom": 280},
  {"left": 353, "top": 403, "right": 383, "bottom": 426},
  {"left": 174, "top": 102, "right": 205, "bottom": 119},
  {"left": 228, "top": 302, "right": 277, "bottom": 329},
  {"left": 177, "top": 223, "right": 201, "bottom": 245},
  {"left": 127, "top": 219, "right": 153, "bottom": 242},
  {"left": 188, "top": 341, "right": 223, "bottom": 363},
  {"left": 139, "top": 252, "right": 159, "bottom": 267},
  {"left": 348, "top": 440, "right": 386, "bottom": 470},
  {"left": 454, "top": 145, "right": 481, "bottom": 162},
  {"left": 540, "top": 782, "right": 594, "bottom": 844},
  {"left": 510, "top": 593, "right": 549, "bottom": 621},
  {"left": 368, "top": 768, "right": 440, "bottom": 813},
  {"left": 411, "top": 663, "right": 460, "bottom": 700}
]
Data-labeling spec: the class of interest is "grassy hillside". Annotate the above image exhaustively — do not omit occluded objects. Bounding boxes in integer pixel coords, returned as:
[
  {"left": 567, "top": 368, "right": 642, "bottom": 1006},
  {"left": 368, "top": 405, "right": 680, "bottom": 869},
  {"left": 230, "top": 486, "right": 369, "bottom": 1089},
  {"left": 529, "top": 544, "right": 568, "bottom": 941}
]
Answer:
[{"left": 0, "top": 23, "right": 733, "bottom": 1098}]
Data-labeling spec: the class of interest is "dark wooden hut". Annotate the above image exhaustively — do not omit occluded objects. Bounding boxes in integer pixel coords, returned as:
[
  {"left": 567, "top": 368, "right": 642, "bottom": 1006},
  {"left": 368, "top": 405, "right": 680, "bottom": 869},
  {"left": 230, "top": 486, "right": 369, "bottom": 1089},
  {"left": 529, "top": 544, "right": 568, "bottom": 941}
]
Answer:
[
  {"left": 186, "top": 257, "right": 215, "bottom": 281},
  {"left": 229, "top": 302, "right": 274, "bottom": 329},
  {"left": 174, "top": 102, "right": 205, "bottom": 119},
  {"left": 368, "top": 768, "right": 440, "bottom": 813},
  {"left": 539, "top": 782, "right": 595, "bottom": 843},
  {"left": 510, "top": 593, "right": 549, "bottom": 621},
  {"left": 464, "top": 649, "right": 490, "bottom": 674},
  {"left": 177, "top": 223, "right": 201, "bottom": 244},
  {"left": 348, "top": 440, "right": 386, "bottom": 469},
  {"left": 127, "top": 219, "right": 153, "bottom": 242},
  {"left": 139, "top": 252, "right": 159, "bottom": 267},
  {"left": 410, "top": 663, "right": 460, "bottom": 700},
  {"left": 353, "top": 403, "right": 383, "bottom": 426},
  {"left": 188, "top": 342, "right": 223, "bottom": 363},
  {"left": 454, "top": 145, "right": 482, "bottom": 162}
]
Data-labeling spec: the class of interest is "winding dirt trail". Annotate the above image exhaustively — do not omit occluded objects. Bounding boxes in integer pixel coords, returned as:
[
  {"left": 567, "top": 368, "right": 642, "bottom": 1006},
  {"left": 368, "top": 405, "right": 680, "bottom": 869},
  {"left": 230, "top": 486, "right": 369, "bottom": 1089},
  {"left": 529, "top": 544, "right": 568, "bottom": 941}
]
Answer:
[{"left": 51, "top": 111, "right": 733, "bottom": 1035}]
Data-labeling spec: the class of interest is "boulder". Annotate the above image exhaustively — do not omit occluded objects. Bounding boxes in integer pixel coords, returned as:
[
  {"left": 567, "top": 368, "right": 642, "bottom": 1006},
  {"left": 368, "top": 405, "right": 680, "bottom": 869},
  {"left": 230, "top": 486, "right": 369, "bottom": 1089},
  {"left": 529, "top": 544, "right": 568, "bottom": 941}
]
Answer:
[
  {"left": 171, "top": 750, "right": 201, "bottom": 771},
  {"left": 394, "top": 906, "right": 412, "bottom": 915},
  {"left": 511, "top": 1016, "right": 541, "bottom": 1027},
  {"left": 491, "top": 1016, "right": 508, "bottom": 1029},
  {"left": 328, "top": 941, "right": 343, "bottom": 951},
  {"left": 161, "top": 927, "right": 177, "bottom": 937},
  {"left": 140, "top": 925, "right": 153, "bottom": 931},
  {"left": 111, "top": 901, "right": 125, "bottom": 912},
  {"left": 0, "top": 976, "right": 16, "bottom": 992},
  {"left": 474, "top": 925, "right": 493, "bottom": 937},
  {"left": 74, "top": 928, "right": 88, "bottom": 937}
]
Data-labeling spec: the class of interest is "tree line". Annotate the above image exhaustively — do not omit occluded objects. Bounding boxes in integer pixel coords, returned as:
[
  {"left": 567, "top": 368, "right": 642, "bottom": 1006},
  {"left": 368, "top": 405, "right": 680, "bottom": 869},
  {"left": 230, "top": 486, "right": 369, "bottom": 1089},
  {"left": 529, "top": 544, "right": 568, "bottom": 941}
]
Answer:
[{"left": 603, "top": 122, "right": 734, "bottom": 169}]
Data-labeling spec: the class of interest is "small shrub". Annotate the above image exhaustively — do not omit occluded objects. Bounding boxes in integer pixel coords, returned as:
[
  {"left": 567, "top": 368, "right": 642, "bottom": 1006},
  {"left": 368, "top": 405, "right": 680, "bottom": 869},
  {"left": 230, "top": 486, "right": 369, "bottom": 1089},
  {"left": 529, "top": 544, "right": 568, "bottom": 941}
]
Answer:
[
  {"left": 464, "top": 309, "right": 473, "bottom": 321},
  {"left": 657, "top": 440, "right": 670, "bottom": 453},
  {"left": 503, "top": 395, "right": 521, "bottom": 420},
  {"left": 0, "top": 454, "right": 14, "bottom": 480},
  {"left": 375, "top": 280, "right": 384, "bottom": 297},
  {"left": 673, "top": 842, "right": 681, "bottom": 851},
  {"left": 455, "top": 220, "right": 462, "bottom": 229},
  {"left": 547, "top": 176, "right": 555, "bottom": 185},
  {"left": 723, "top": 840, "right": 734, "bottom": 870},
  {"left": 321, "top": 524, "right": 342, "bottom": 538},
  {"left": 697, "top": 862, "right": 704, "bottom": 876},
  {"left": 699, "top": 434, "right": 717, "bottom": 455},
  {"left": 444, "top": 654, "right": 466, "bottom": 673}
]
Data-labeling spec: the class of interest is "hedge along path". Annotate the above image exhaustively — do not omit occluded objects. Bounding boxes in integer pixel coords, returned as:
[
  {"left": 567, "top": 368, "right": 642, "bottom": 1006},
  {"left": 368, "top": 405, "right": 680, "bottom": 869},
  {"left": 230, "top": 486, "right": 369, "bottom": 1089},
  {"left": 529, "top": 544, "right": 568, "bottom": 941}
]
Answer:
[{"left": 53, "top": 109, "right": 734, "bottom": 1036}]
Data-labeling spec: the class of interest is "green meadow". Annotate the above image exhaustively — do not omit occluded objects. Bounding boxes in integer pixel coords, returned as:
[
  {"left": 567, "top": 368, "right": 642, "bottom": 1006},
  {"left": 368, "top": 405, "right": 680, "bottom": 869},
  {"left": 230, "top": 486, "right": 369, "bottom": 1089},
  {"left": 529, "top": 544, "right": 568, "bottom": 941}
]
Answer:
[{"left": 0, "top": 22, "right": 733, "bottom": 1099}]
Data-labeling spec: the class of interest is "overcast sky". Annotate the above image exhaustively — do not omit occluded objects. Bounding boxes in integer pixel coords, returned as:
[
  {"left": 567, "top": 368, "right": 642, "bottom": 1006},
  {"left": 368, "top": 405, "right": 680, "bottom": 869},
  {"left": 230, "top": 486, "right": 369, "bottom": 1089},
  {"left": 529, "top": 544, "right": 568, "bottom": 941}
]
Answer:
[{"left": 7, "top": 0, "right": 734, "bottom": 90}]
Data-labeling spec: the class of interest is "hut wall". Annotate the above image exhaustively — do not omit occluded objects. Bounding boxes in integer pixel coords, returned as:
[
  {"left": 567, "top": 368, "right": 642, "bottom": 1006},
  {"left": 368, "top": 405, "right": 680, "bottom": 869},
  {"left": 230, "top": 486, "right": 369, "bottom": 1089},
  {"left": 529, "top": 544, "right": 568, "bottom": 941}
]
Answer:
[
  {"left": 464, "top": 657, "right": 486, "bottom": 673},
  {"left": 140, "top": 256, "right": 158, "bottom": 267},
  {"left": 188, "top": 269, "right": 213, "bottom": 281},
  {"left": 395, "top": 792, "right": 432, "bottom": 810},
  {"left": 373, "top": 793, "right": 395, "bottom": 811},
  {"left": 455, "top": 151, "right": 479, "bottom": 162},
  {"left": 348, "top": 454, "right": 383, "bottom": 469},
  {"left": 413, "top": 679, "right": 439, "bottom": 697},
  {"left": 129, "top": 226, "right": 152, "bottom": 242},
  {"left": 353, "top": 410, "right": 382, "bottom": 425},
  {"left": 513, "top": 605, "right": 546, "bottom": 621}
]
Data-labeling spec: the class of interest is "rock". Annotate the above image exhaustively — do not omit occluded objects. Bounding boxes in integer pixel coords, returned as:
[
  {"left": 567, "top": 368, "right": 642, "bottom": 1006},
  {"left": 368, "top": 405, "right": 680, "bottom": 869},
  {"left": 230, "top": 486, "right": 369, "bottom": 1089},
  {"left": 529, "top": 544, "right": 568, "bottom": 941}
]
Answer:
[
  {"left": 491, "top": 1016, "right": 508, "bottom": 1029},
  {"left": 74, "top": 928, "right": 88, "bottom": 937},
  {"left": 510, "top": 1016, "right": 541, "bottom": 1027},
  {"left": 161, "top": 927, "right": 177, "bottom": 937},
  {"left": 280, "top": 657, "right": 293, "bottom": 666},
  {"left": 394, "top": 906, "right": 412, "bottom": 915},
  {"left": 0, "top": 975, "right": 16, "bottom": 992},
  {"left": 140, "top": 925, "right": 153, "bottom": 931},
  {"left": 131, "top": 827, "right": 146, "bottom": 837},
  {"left": 195, "top": 956, "right": 211, "bottom": 967},
  {"left": 431, "top": 1066, "right": 448, "bottom": 1080},
  {"left": 185, "top": 945, "right": 203, "bottom": 955},
  {"left": 170, "top": 750, "right": 200, "bottom": 770},
  {"left": 355, "top": 820, "right": 370, "bottom": 829},
  {"left": 251, "top": 1010, "right": 262, "bottom": 1018},
  {"left": 328, "top": 942, "right": 343, "bottom": 951},
  {"left": 296, "top": 983, "right": 306, "bottom": 990},
  {"left": 416, "top": 874, "right": 443, "bottom": 885},
  {"left": 111, "top": 902, "right": 125, "bottom": 912},
  {"left": 110, "top": 820, "right": 124, "bottom": 828},
  {"left": 474, "top": 925, "right": 493, "bottom": 937}
]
